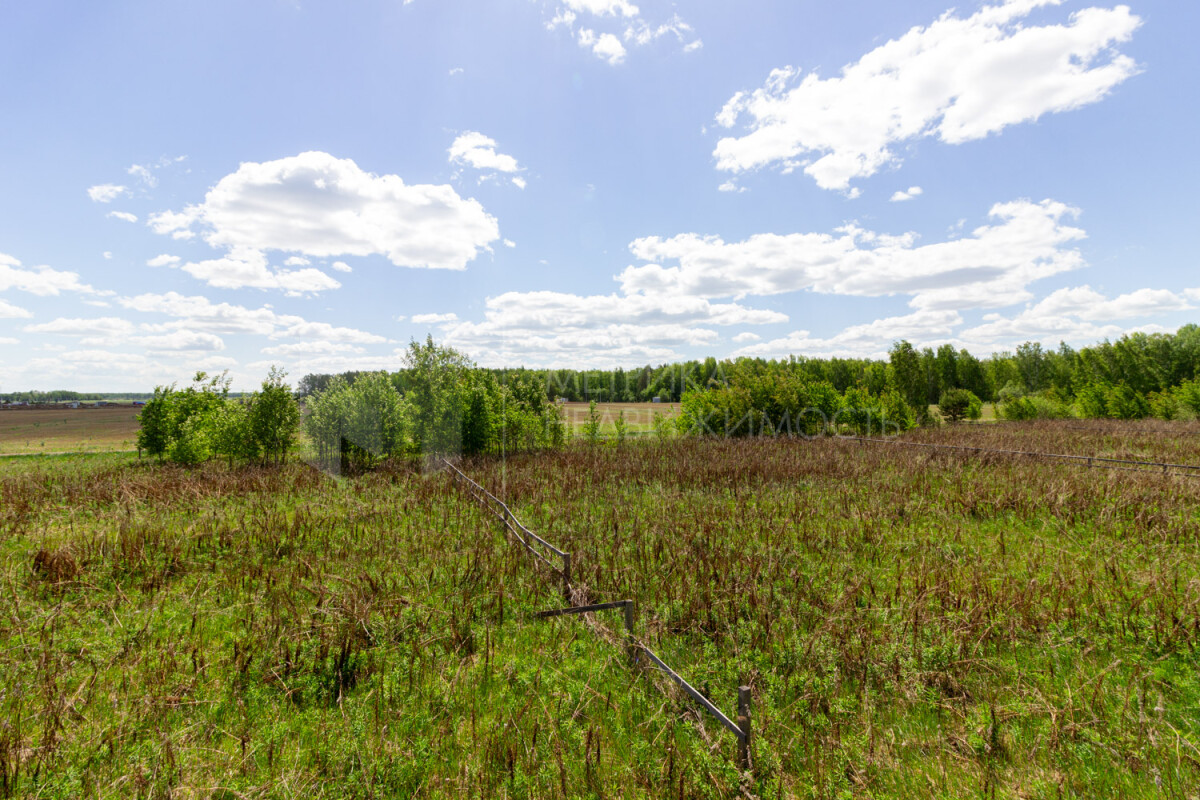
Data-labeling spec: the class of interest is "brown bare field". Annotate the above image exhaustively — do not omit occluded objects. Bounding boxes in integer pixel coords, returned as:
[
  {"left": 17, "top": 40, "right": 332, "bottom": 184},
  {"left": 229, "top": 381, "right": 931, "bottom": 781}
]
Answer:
[
  {"left": 0, "top": 406, "right": 141, "bottom": 455},
  {"left": 559, "top": 400, "right": 679, "bottom": 433}
]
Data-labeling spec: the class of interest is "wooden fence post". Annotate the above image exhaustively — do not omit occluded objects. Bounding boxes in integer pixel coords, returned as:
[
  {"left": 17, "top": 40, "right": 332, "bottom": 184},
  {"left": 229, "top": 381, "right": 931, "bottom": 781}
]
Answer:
[
  {"left": 624, "top": 600, "right": 637, "bottom": 665},
  {"left": 737, "top": 685, "right": 752, "bottom": 770},
  {"left": 562, "top": 552, "right": 572, "bottom": 602}
]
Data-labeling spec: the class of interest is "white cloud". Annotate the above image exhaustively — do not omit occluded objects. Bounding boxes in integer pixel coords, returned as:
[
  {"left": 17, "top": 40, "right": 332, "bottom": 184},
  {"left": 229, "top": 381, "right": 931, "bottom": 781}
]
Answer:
[
  {"left": 0, "top": 253, "right": 103, "bottom": 296},
  {"left": 961, "top": 286, "right": 1195, "bottom": 343},
  {"left": 261, "top": 341, "right": 367, "bottom": 357},
  {"left": 718, "top": 181, "right": 746, "bottom": 194},
  {"left": 284, "top": 256, "right": 311, "bottom": 266},
  {"left": 714, "top": 0, "right": 1141, "bottom": 189},
  {"left": 0, "top": 298, "right": 31, "bottom": 319},
  {"left": 134, "top": 330, "right": 226, "bottom": 352},
  {"left": 107, "top": 210, "right": 138, "bottom": 223},
  {"left": 24, "top": 317, "right": 137, "bottom": 338},
  {"left": 579, "top": 29, "right": 627, "bottom": 65},
  {"left": 620, "top": 199, "right": 1086, "bottom": 311},
  {"left": 890, "top": 186, "right": 923, "bottom": 202},
  {"left": 276, "top": 320, "right": 387, "bottom": 344},
  {"left": 412, "top": 312, "right": 459, "bottom": 324},
  {"left": 148, "top": 151, "right": 500, "bottom": 275},
  {"left": 1185, "top": 288, "right": 1200, "bottom": 302},
  {"left": 127, "top": 163, "right": 157, "bottom": 187},
  {"left": 732, "top": 332, "right": 761, "bottom": 343},
  {"left": 120, "top": 292, "right": 284, "bottom": 336},
  {"left": 564, "top": 0, "right": 639, "bottom": 17},
  {"left": 735, "top": 309, "right": 963, "bottom": 359},
  {"left": 87, "top": 184, "right": 127, "bottom": 203},
  {"left": 175, "top": 251, "right": 341, "bottom": 295},
  {"left": 449, "top": 67, "right": 464, "bottom": 76},
  {"left": 118, "top": 291, "right": 385, "bottom": 346},
  {"left": 449, "top": 132, "right": 522, "bottom": 173},
  {"left": 330, "top": 260, "right": 352, "bottom": 273},
  {"left": 440, "top": 291, "right": 786, "bottom": 367},
  {"left": 147, "top": 209, "right": 199, "bottom": 240},
  {"left": 147, "top": 254, "right": 181, "bottom": 267},
  {"left": 624, "top": 14, "right": 695, "bottom": 46},
  {"left": 512, "top": 176, "right": 527, "bottom": 190},
  {"left": 0, "top": 337, "right": 17, "bottom": 345}
]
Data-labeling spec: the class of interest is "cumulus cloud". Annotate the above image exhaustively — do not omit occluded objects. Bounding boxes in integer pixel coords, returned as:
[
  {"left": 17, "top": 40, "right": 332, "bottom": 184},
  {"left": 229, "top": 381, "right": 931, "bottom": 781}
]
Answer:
[
  {"left": 261, "top": 341, "right": 366, "bottom": 357},
  {"left": 620, "top": 199, "right": 1086, "bottom": 311},
  {"left": 107, "top": 210, "right": 139, "bottom": 223},
  {"left": 134, "top": 330, "right": 226, "bottom": 352},
  {"left": 118, "top": 291, "right": 386, "bottom": 345},
  {"left": 579, "top": 29, "right": 627, "bottom": 65},
  {"left": 440, "top": 291, "right": 786, "bottom": 367},
  {"left": 890, "top": 186, "right": 923, "bottom": 202},
  {"left": 330, "top": 261, "right": 352, "bottom": 273},
  {"left": 449, "top": 132, "right": 522, "bottom": 174},
  {"left": 714, "top": 0, "right": 1141, "bottom": 189},
  {"left": 735, "top": 309, "right": 964, "bottom": 359},
  {"left": 24, "top": 317, "right": 138, "bottom": 338},
  {"left": 412, "top": 312, "right": 459, "bottom": 325},
  {"left": 546, "top": 0, "right": 697, "bottom": 63},
  {"left": 0, "top": 253, "right": 103, "bottom": 296},
  {"left": 565, "top": 0, "right": 639, "bottom": 16},
  {"left": 147, "top": 152, "right": 501, "bottom": 283},
  {"left": 88, "top": 184, "right": 127, "bottom": 203},
  {"left": 961, "top": 286, "right": 1194, "bottom": 342},
  {"left": 147, "top": 254, "right": 181, "bottom": 268},
  {"left": 0, "top": 298, "right": 31, "bottom": 319},
  {"left": 165, "top": 251, "right": 341, "bottom": 296}
]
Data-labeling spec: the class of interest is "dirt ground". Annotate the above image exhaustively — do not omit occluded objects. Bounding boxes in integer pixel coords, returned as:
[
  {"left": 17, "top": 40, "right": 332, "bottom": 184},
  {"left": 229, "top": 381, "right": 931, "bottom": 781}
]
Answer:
[{"left": 0, "top": 406, "right": 142, "bottom": 455}]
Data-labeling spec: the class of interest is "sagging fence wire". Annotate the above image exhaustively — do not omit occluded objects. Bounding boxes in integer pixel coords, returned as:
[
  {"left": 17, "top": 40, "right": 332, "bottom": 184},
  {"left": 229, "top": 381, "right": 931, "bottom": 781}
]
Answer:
[
  {"left": 441, "top": 457, "right": 754, "bottom": 769},
  {"left": 838, "top": 435, "right": 1200, "bottom": 479}
]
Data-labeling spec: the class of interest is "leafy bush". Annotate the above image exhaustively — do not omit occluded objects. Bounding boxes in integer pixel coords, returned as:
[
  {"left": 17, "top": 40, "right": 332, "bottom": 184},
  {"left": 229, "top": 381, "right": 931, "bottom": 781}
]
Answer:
[
  {"left": 138, "top": 369, "right": 301, "bottom": 467},
  {"left": 938, "top": 388, "right": 982, "bottom": 424},
  {"left": 1149, "top": 390, "right": 1180, "bottom": 421},
  {"left": 998, "top": 396, "right": 1037, "bottom": 421}
]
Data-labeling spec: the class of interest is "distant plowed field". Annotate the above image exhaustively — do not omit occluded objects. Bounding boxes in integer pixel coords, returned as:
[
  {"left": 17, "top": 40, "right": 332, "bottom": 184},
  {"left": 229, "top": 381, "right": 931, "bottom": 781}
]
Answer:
[
  {"left": 0, "top": 406, "right": 140, "bottom": 454},
  {"left": 559, "top": 401, "right": 679, "bottom": 432}
]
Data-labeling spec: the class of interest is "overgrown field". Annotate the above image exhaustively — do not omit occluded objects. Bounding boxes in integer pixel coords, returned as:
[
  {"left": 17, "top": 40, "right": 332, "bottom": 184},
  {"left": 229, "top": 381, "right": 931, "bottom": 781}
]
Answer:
[{"left": 2, "top": 421, "right": 1199, "bottom": 798}]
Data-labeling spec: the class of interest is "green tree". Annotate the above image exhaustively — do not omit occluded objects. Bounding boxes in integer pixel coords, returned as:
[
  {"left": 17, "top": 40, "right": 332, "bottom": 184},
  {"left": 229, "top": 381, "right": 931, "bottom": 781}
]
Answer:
[
  {"left": 404, "top": 336, "right": 472, "bottom": 455},
  {"left": 939, "top": 388, "right": 983, "bottom": 424},
  {"left": 248, "top": 366, "right": 300, "bottom": 465},
  {"left": 582, "top": 400, "right": 603, "bottom": 444}
]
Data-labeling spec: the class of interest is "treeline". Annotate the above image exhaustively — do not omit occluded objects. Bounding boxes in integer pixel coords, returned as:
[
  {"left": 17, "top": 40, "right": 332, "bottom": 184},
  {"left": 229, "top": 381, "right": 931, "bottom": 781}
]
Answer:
[
  {"left": 305, "top": 338, "right": 563, "bottom": 471},
  {"left": 298, "top": 326, "right": 1200, "bottom": 409},
  {"left": 676, "top": 326, "right": 1200, "bottom": 432},
  {"left": 0, "top": 390, "right": 159, "bottom": 403}
]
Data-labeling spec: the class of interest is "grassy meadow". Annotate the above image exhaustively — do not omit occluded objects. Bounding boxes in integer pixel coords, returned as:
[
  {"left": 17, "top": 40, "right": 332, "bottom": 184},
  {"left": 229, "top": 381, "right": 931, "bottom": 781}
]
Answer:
[{"left": 1, "top": 421, "right": 1199, "bottom": 797}]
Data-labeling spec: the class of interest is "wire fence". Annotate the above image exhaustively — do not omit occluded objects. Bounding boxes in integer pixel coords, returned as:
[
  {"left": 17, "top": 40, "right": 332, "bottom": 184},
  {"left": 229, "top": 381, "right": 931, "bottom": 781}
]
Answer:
[{"left": 442, "top": 457, "right": 753, "bottom": 769}]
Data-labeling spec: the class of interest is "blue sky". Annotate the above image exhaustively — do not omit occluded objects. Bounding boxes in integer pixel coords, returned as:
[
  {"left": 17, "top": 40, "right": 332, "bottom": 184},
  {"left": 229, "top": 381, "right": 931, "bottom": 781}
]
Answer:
[{"left": 1, "top": 0, "right": 1196, "bottom": 390}]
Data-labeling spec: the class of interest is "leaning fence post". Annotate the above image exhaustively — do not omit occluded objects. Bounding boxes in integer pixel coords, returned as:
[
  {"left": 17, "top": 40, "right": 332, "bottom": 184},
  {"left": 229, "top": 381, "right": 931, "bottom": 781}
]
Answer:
[
  {"left": 562, "top": 552, "right": 572, "bottom": 602},
  {"left": 623, "top": 600, "right": 637, "bottom": 665},
  {"left": 737, "top": 685, "right": 752, "bottom": 770}
]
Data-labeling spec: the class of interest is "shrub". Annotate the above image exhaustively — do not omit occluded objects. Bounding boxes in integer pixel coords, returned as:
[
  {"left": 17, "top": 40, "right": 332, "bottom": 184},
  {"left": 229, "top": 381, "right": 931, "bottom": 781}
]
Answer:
[
  {"left": 938, "top": 388, "right": 982, "bottom": 424},
  {"left": 998, "top": 396, "right": 1037, "bottom": 421},
  {"left": 1148, "top": 390, "right": 1179, "bottom": 421}
]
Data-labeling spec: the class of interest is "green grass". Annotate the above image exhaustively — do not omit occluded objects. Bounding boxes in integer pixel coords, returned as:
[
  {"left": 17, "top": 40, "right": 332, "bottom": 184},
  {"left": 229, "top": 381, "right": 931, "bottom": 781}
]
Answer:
[{"left": 2, "top": 423, "right": 1199, "bottom": 798}]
